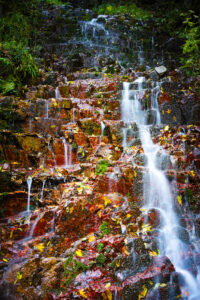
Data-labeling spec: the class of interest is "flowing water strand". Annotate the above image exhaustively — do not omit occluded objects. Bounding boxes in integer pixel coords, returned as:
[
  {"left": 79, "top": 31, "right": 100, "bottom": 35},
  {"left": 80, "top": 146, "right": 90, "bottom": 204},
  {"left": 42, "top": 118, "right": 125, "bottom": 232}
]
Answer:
[
  {"left": 55, "top": 86, "right": 61, "bottom": 99},
  {"left": 61, "top": 137, "right": 72, "bottom": 167},
  {"left": 45, "top": 100, "right": 49, "bottom": 119},
  {"left": 121, "top": 78, "right": 200, "bottom": 299},
  {"left": 26, "top": 176, "right": 32, "bottom": 213},
  {"left": 40, "top": 179, "right": 46, "bottom": 202},
  {"left": 100, "top": 121, "right": 105, "bottom": 143},
  {"left": 29, "top": 212, "right": 44, "bottom": 239}
]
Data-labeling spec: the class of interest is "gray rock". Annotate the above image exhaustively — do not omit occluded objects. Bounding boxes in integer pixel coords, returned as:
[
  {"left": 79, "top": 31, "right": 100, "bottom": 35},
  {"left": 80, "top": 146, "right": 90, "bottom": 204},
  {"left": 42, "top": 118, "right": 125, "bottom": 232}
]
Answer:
[
  {"left": 150, "top": 70, "right": 159, "bottom": 81},
  {"left": 155, "top": 66, "right": 167, "bottom": 76}
]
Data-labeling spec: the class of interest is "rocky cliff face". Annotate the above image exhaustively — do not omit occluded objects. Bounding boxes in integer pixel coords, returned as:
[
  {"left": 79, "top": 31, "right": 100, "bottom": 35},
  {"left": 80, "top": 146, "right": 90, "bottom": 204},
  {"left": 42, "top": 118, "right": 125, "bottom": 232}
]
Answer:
[{"left": 0, "top": 4, "right": 199, "bottom": 300}]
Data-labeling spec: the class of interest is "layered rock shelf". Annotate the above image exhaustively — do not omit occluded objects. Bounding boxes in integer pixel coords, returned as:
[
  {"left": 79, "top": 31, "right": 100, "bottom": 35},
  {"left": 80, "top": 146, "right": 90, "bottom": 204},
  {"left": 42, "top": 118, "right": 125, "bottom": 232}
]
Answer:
[{"left": 0, "top": 4, "right": 200, "bottom": 300}]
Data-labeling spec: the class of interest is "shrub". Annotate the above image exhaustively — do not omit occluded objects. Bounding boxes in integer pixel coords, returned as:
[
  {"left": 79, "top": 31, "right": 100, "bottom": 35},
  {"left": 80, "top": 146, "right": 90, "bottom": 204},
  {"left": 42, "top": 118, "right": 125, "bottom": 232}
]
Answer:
[
  {"left": 96, "top": 3, "right": 152, "bottom": 20},
  {"left": 180, "top": 11, "right": 200, "bottom": 76},
  {"left": 0, "top": 41, "right": 39, "bottom": 94}
]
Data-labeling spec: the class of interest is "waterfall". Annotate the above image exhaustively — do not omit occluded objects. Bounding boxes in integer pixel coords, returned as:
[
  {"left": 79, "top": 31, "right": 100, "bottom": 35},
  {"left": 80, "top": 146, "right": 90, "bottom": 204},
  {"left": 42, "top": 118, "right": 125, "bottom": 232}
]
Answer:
[
  {"left": 55, "top": 86, "right": 61, "bottom": 99},
  {"left": 100, "top": 121, "right": 105, "bottom": 143},
  {"left": 61, "top": 137, "right": 72, "bottom": 167},
  {"left": 26, "top": 176, "right": 32, "bottom": 213},
  {"left": 40, "top": 179, "right": 46, "bottom": 202},
  {"left": 121, "top": 78, "right": 200, "bottom": 299},
  {"left": 45, "top": 100, "right": 49, "bottom": 119},
  {"left": 29, "top": 212, "right": 44, "bottom": 238}
]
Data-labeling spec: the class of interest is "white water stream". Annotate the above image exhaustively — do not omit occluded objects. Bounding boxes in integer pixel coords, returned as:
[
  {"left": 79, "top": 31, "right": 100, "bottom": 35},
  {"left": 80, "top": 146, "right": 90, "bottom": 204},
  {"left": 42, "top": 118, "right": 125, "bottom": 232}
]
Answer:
[
  {"left": 61, "top": 137, "right": 72, "bottom": 167},
  {"left": 121, "top": 79, "right": 200, "bottom": 299},
  {"left": 26, "top": 176, "right": 32, "bottom": 213}
]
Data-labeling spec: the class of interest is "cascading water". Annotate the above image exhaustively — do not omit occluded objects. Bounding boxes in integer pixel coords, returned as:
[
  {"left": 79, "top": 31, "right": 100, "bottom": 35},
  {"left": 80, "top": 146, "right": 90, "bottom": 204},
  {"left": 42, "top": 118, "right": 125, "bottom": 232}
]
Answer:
[
  {"left": 121, "top": 79, "right": 200, "bottom": 299},
  {"left": 55, "top": 86, "right": 61, "bottom": 99},
  {"left": 26, "top": 176, "right": 32, "bottom": 213},
  {"left": 100, "top": 121, "right": 105, "bottom": 143},
  {"left": 45, "top": 100, "right": 49, "bottom": 119},
  {"left": 61, "top": 137, "right": 72, "bottom": 167},
  {"left": 40, "top": 179, "right": 46, "bottom": 202}
]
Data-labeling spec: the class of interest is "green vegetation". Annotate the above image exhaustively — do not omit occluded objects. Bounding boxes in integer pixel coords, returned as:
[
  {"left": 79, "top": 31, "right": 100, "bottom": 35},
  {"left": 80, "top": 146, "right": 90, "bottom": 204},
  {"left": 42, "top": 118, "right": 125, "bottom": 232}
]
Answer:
[
  {"left": 97, "top": 242, "right": 104, "bottom": 252},
  {"left": 96, "top": 3, "right": 152, "bottom": 20},
  {"left": 96, "top": 253, "right": 106, "bottom": 265},
  {"left": 180, "top": 11, "right": 200, "bottom": 76},
  {"left": 0, "top": 0, "right": 66, "bottom": 95},
  {"left": 64, "top": 254, "right": 94, "bottom": 285},
  {"left": 95, "top": 160, "right": 109, "bottom": 175},
  {"left": 100, "top": 221, "right": 111, "bottom": 236},
  {"left": 0, "top": 41, "right": 39, "bottom": 94}
]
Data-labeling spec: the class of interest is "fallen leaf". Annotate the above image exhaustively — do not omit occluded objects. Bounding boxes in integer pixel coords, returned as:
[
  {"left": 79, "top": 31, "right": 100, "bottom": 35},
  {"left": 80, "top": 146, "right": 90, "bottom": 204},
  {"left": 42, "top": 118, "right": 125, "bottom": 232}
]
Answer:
[
  {"left": 79, "top": 289, "right": 87, "bottom": 298},
  {"left": 88, "top": 235, "right": 96, "bottom": 243},
  {"left": 105, "top": 282, "right": 111, "bottom": 288},
  {"left": 164, "top": 125, "right": 169, "bottom": 131},
  {"left": 149, "top": 251, "right": 157, "bottom": 256},
  {"left": 75, "top": 249, "right": 83, "bottom": 257},
  {"left": 103, "top": 196, "right": 112, "bottom": 206},
  {"left": 36, "top": 243, "right": 45, "bottom": 252},
  {"left": 177, "top": 195, "right": 182, "bottom": 206},
  {"left": 122, "top": 246, "right": 129, "bottom": 256},
  {"left": 138, "top": 285, "right": 148, "bottom": 299}
]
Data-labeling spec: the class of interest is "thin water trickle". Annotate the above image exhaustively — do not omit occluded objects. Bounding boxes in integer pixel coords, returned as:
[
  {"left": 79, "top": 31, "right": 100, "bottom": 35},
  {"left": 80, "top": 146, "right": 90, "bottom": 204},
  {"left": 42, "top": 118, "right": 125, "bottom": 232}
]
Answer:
[
  {"left": 61, "top": 137, "right": 72, "bottom": 167},
  {"left": 47, "top": 139, "right": 57, "bottom": 167},
  {"left": 121, "top": 78, "right": 200, "bottom": 299},
  {"left": 26, "top": 176, "right": 32, "bottom": 213},
  {"left": 55, "top": 86, "right": 61, "bottom": 99},
  {"left": 29, "top": 212, "right": 44, "bottom": 239},
  {"left": 100, "top": 121, "right": 105, "bottom": 143},
  {"left": 40, "top": 179, "right": 46, "bottom": 202},
  {"left": 45, "top": 100, "right": 49, "bottom": 119}
]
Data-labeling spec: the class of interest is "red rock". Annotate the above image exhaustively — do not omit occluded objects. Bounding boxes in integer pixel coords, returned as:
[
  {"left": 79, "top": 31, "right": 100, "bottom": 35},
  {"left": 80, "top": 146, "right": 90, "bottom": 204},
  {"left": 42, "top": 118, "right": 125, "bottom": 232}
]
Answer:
[
  {"left": 74, "top": 132, "right": 87, "bottom": 147},
  {"left": 158, "top": 92, "right": 172, "bottom": 104}
]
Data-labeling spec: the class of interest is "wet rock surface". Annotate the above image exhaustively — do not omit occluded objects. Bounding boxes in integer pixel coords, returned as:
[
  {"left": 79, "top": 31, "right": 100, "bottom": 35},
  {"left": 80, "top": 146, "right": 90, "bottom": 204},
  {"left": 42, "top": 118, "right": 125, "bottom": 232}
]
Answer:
[{"left": 0, "top": 4, "right": 200, "bottom": 300}]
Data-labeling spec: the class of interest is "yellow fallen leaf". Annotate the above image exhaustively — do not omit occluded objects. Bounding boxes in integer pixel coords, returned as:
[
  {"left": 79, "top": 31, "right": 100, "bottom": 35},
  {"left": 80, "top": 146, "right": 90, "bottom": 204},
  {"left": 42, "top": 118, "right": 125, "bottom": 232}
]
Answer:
[
  {"left": 3, "top": 258, "right": 8, "bottom": 262},
  {"left": 79, "top": 289, "right": 87, "bottom": 298},
  {"left": 190, "top": 170, "right": 195, "bottom": 177},
  {"left": 105, "top": 282, "right": 111, "bottom": 288},
  {"left": 77, "top": 187, "right": 83, "bottom": 193},
  {"left": 141, "top": 224, "right": 151, "bottom": 233},
  {"left": 177, "top": 195, "right": 182, "bottom": 206},
  {"left": 164, "top": 125, "right": 169, "bottom": 131},
  {"left": 126, "top": 214, "right": 131, "bottom": 219},
  {"left": 69, "top": 207, "right": 74, "bottom": 214},
  {"left": 106, "top": 290, "right": 112, "bottom": 300},
  {"left": 149, "top": 251, "right": 157, "bottom": 256},
  {"left": 75, "top": 249, "right": 83, "bottom": 257},
  {"left": 160, "top": 283, "right": 167, "bottom": 287},
  {"left": 167, "top": 109, "right": 171, "bottom": 114},
  {"left": 122, "top": 246, "right": 129, "bottom": 256},
  {"left": 134, "top": 171, "right": 137, "bottom": 178},
  {"left": 138, "top": 285, "right": 148, "bottom": 299},
  {"left": 36, "top": 243, "right": 45, "bottom": 252},
  {"left": 162, "top": 110, "right": 165, "bottom": 115},
  {"left": 173, "top": 116, "right": 176, "bottom": 121},
  {"left": 103, "top": 196, "right": 112, "bottom": 206},
  {"left": 88, "top": 235, "right": 96, "bottom": 243}
]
